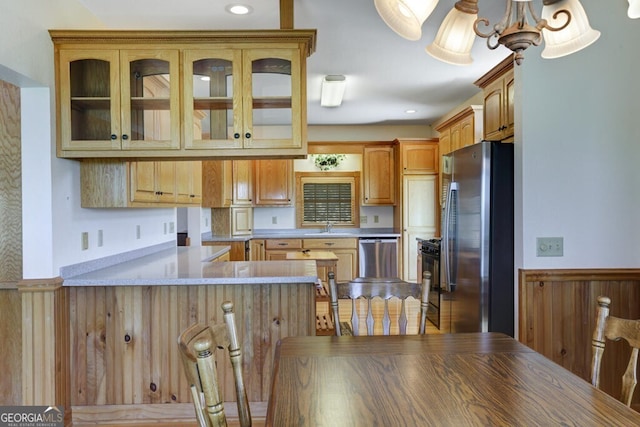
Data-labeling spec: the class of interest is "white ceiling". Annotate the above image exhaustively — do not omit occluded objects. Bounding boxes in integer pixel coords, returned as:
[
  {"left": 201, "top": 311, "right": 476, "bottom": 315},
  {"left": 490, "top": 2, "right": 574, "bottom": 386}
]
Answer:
[{"left": 78, "top": 0, "right": 513, "bottom": 126}]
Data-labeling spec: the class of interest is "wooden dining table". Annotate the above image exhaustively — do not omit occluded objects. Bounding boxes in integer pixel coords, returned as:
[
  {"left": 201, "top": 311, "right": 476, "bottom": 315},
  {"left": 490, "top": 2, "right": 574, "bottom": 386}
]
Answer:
[{"left": 265, "top": 333, "right": 640, "bottom": 426}]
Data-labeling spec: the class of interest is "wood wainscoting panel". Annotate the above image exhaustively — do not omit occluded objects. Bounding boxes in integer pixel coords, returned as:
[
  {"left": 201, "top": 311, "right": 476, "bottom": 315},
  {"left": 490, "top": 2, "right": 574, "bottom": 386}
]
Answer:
[
  {"left": 0, "top": 78, "right": 22, "bottom": 284},
  {"left": 0, "top": 288, "right": 22, "bottom": 404},
  {"left": 519, "top": 269, "right": 640, "bottom": 409},
  {"left": 68, "top": 283, "right": 314, "bottom": 408}
]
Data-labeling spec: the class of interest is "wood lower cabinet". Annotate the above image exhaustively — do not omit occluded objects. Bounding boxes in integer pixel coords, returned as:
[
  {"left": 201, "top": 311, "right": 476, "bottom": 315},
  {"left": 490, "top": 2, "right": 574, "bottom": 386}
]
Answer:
[
  {"left": 80, "top": 159, "right": 201, "bottom": 207},
  {"left": 264, "top": 238, "right": 357, "bottom": 283},
  {"left": 265, "top": 239, "right": 303, "bottom": 260},
  {"left": 250, "top": 239, "right": 265, "bottom": 261},
  {"left": 203, "top": 240, "right": 248, "bottom": 261},
  {"left": 302, "top": 238, "right": 357, "bottom": 282},
  {"left": 362, "top": 144, "right": 396, "bottom": 206},
  {"left": 475, "top": 55, "right": 514, "bottom": 142},
  {"left": 50, "top": 30, "right": 316, "bottom": 160}
]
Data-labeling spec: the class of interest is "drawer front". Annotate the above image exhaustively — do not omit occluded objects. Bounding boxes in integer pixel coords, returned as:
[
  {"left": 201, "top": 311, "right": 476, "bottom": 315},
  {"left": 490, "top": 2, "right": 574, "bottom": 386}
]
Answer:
[
  {"left": 303, "top": 238, "right": 357, "bottom": 250},
  {"left": 265, "top": 239, "right": 303, "bottom": 250}
]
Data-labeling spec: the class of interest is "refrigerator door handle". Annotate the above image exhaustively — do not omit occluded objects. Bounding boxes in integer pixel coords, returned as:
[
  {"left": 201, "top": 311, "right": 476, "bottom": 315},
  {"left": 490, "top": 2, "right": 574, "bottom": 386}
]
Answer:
[{"left": 443, "top": 181, "right": 458, "bottom": 292}]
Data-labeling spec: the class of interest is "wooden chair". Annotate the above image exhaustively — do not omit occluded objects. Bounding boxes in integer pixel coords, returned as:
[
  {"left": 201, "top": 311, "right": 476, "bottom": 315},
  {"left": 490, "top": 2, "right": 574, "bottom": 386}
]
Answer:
[
  {"left": 178, "top": 301, "right": 251, "bottom": 427},
  {"left": 328, "top": 271, "right": 430, "bottom": 336},
  {"left": 591, "top": 295, "right": 640, "bottom": 407}
]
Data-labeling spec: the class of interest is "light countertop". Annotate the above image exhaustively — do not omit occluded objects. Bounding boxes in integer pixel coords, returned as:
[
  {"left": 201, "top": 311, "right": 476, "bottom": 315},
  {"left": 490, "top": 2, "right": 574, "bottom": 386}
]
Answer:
[{"left": 63, "top": 245, "right": 317, "bottom": 286}]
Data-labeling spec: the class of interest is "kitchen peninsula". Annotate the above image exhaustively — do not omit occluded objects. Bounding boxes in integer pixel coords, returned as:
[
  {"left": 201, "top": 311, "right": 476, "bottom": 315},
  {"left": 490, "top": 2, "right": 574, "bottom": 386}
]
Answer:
[{"left": 27, "top": 244, "right": 318, "bottom": 425}]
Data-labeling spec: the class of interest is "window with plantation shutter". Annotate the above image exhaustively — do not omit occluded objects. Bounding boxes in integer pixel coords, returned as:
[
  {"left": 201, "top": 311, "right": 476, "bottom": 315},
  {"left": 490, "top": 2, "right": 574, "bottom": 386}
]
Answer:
[{"left": 296, "top": 172, "right": 360, "bottom": 228}]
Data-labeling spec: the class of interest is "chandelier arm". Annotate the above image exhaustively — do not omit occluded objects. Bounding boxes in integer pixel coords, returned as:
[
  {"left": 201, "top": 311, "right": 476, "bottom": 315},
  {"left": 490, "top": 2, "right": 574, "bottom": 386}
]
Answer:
[
  {"left": 474, "top": 0, "right": 511, "bottom": 40},
  {"left": 542, "top": 10, "right": 572, "bottom": 32}
]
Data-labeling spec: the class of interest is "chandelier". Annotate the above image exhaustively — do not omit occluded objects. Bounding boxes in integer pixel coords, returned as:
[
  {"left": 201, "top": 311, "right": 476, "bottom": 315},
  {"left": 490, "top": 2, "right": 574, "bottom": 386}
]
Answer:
[{"left": 374, "top": 0, "right": 636, "bottom": 65}]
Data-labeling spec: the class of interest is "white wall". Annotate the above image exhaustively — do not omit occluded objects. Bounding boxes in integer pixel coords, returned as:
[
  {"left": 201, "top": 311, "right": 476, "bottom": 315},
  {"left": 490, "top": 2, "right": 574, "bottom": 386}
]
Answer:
[
  {"left": 2, "top": 1, "right": 177, "bottom": 278},
  {"left": 516, "top": 0, "right": 640, "bottom": 269}
]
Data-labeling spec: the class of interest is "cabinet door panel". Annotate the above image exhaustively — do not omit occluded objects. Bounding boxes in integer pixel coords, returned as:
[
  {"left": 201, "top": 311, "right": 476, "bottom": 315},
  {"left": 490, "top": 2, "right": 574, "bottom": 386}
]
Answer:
[
  {"left": 183, "top": 49, "right": 243, "bottom": 150},
  {"left": 59, "top": 50, "right": 121, "bottom": 150},
  {"left": 363, "top": 146, "right": 395, "bottom": 205},
  {"left": 130, "top": 162, "right": 157, "bottom": 203},
  {"left": 483, "top": 82, "right": 503, "bottom": 140},
  {"left": 119, "top": 49, "right": 180, "bottom": 150},
  {"left": 243, "top": 48, "right": 301, "bottom": 149},
  {"left": 254, "top": 159, "right": 293, "bottom": 206},
  {"left": 233, "top": 160, "right": 253, "bottom": 205}
]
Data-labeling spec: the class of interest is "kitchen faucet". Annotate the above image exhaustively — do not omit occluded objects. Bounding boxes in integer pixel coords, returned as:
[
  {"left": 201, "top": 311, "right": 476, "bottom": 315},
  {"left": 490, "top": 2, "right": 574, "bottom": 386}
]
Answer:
[{"left": 325, "top": 221, "right": 333, "bottom": 233}]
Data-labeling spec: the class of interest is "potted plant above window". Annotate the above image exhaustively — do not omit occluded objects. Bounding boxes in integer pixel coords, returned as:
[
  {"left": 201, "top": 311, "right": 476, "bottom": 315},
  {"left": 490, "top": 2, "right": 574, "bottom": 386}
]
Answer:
[{"left": 312, "top": 154, "right": 346, "bottom": 171}]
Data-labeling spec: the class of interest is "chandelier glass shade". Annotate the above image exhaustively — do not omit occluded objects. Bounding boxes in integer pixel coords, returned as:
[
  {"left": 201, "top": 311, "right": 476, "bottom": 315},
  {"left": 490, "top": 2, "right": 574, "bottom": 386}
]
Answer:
[
  {"left": 629, "top": 0, "right": 640, "bottom": 19},
  {"left": 374, "top": 0, "right": 439, "bottom": 41},
  {"left": 426, "top": 1, "right": 478, "bottom": 65},
  {"left": 540, "top": 0, "right": 601, "bottom": 59}
]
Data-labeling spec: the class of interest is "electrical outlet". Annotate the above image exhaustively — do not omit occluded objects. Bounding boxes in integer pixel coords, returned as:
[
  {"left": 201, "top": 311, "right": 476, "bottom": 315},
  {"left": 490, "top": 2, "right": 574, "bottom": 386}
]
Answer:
[
  {"left": 81, "top": 232, "right": 89, "bottom": 250},
  {"left": 272, "top": 216, "right": 278, "bottom": 225},
  {"left": 361, "top": 216, "right": 368, "bottom": 224},
  {"left": 536, "top": 237, "right": 563, "bottom": 257},
  {"left": 136, "top": 225, "right": 141, "bottom": 239},
  {"left": 97, "top": 229, "right": 103, "bottom": 247},
  {"left": 205, "top": 217, "right": 209, "bottom": 227},
  {"left": 169, "top": 222, "right": 175, "bottom": 233},
  {"left": 374, "top": 215, "right": 379, "bottom": 223},
  {"left": 164, "top": 223, "right": 167, "bottom": 234}
]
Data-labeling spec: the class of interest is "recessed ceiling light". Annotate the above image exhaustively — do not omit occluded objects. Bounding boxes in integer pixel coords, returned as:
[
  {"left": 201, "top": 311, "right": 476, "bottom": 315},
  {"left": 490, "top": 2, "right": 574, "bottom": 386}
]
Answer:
[
  {"left": 405, "top": 109, "right": 417, "bottom": 114},
  {"left": 226, "top": 4, "right": 253, "bottom": 15}
]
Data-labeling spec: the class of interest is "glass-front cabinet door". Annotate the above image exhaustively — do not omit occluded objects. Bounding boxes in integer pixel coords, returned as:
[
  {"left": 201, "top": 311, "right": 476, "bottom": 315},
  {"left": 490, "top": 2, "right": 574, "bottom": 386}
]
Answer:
[
  {"left": 243, "top": 48, "right": 301, "bottom": 150},
  {"left": 59, "top": 49, "right": 121, "bottom": 150},
  {"left": 183, "top": 49, "right": 243, "bottom": 149},
  {"left": 184, "top": 48, "right": 301, "bottom": 150},
  {"left": 120, "top": 50, "right": 180, "bottom": 150},
  {"left": 58, "top": 49, "right": 180, "bottom": 151}
]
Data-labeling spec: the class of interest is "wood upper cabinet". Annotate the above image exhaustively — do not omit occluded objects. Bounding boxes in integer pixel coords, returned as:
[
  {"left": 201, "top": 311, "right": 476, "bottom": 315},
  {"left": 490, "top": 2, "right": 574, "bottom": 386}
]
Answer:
[
  {"left": 396, "top": 139, "right": 439, "bottom": 174},
  {"left": 232, "top": 160, "right": 253, "bottom": 206},
  {"left": 201, "top": 160, "right": 233, "bottom": 207},
  {"left": 80, "top": 159, "right": 200, "bottom": 207},
  {"left": 434, "top": 105, "right": 483, "bottom": 155},
  {"left": 57, "top": 48, "right": 181, "bottom": 153},
  {"left": 175, "top": 161, "right": 202, "bottom": 204},
  {"left": 475, "top": 55, "right": 515, "bottom": 142},
  {"left": 254, "top": 159, "right": 294, "bottom": 206},
  {"left": 362, "top": 145, "right": 396, "bottom": 206},
  {"left": 183, "top": 48, "right": 304, "bottom": 152},
  {"left": 50, "top": 30, "right": 316, "bottom": 160}
]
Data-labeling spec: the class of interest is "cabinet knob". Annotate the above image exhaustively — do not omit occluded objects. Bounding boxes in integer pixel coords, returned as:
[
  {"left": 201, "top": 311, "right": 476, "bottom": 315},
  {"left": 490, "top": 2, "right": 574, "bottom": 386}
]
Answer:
[
  {"left": 234, "top": 133, "right": 240, "bottom": 139},
  {"left": 110, "top": 134, "right": 117, "bottom": 140},
  {"left": 122, "top": 134, "right": 129, "bottom": 140},
  {"left": 245, "top": 132, "right": 251, "bottom": 139}
]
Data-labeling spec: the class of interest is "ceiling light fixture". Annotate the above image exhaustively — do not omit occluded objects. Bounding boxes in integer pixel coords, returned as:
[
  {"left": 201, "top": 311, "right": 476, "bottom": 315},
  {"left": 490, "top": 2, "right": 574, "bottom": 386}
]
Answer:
[
  {"left": 379, "top": 0, "right": 602, "bottom": 65},
  {"left": 225, "top": 4, "right": 253, "bottom": 15},
  {"left": 320, "top": 75, "right": 347, "bottom": 108}
]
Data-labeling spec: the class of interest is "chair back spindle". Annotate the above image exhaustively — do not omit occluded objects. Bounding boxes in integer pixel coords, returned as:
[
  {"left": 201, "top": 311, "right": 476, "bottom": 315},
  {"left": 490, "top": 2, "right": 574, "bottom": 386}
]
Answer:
[{"left": 329, "top": 271, "right": 430, "bottom": 336}]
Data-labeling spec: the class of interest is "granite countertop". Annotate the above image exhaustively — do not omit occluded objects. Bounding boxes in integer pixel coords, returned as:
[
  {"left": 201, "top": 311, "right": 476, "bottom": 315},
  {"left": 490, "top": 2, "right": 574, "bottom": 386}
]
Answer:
[
  {"left": 62, "top": 245, "right": 317, "bottom": 286},
  {"left": 202, "top": 228, "right": 401, "bottom": 242}
]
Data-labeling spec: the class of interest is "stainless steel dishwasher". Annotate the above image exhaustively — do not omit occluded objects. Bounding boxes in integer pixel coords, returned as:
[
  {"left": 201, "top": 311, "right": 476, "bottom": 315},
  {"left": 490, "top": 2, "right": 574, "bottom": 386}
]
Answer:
[{"left": 358, "top": 238, "right": 399, "bottom": 278}]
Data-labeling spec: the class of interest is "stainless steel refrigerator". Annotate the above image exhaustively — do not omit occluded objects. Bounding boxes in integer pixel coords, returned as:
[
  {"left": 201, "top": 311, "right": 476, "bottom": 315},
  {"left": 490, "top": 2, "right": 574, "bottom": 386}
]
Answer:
[{"left": 441, "top": 141, "right": 514, "bottom": 336}]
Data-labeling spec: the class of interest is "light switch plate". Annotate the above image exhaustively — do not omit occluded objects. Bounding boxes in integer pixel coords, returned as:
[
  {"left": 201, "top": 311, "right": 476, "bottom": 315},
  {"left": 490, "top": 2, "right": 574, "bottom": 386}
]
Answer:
[
  {"left": 81, "top": 232, "right": 89, "bottom": 250},
  {"left": 536, "top": 237, "right": 563, "bottom": 257}
]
